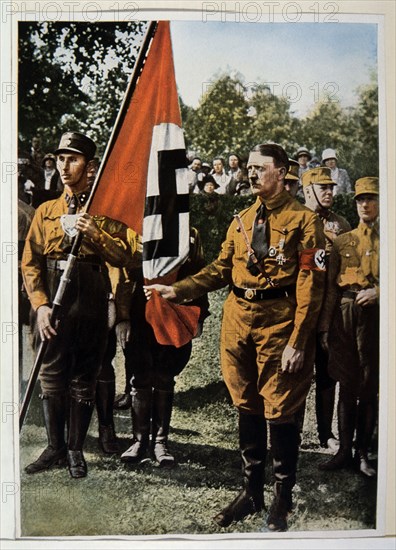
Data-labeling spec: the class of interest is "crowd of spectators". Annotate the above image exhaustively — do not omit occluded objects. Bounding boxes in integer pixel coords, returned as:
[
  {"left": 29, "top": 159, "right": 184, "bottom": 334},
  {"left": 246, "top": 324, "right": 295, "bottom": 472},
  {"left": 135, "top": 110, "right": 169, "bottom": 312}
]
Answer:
[{"left": 187, "top": 146, "right": 352, "bottom": 199}]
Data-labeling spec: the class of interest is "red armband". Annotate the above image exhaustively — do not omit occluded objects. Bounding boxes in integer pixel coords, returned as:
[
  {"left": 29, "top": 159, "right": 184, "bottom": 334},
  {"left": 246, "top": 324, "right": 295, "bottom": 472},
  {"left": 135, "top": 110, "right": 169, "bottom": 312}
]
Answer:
[{"left": 299, "top": 248, "right": 326, "bottom": 271}]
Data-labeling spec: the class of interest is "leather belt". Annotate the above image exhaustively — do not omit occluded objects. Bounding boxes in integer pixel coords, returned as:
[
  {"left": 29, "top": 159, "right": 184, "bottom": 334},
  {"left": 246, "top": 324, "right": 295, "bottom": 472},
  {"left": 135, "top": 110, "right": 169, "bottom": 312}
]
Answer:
[
  {"left": 46, "top": 256, "right": 102, "bottom": 272},
  {"left": 233, "top": 284, "right": 295, "bottom": 302}
]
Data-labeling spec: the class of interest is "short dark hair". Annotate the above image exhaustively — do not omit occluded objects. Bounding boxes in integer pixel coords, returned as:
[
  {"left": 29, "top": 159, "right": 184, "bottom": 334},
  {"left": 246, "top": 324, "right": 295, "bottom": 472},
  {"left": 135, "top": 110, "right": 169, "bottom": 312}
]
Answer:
[
  {"left": 228, "top": 152, "right": 241, "bottom": 161},
  {"left": 251, "top": 143, "right": 290, "bottom": 173}
]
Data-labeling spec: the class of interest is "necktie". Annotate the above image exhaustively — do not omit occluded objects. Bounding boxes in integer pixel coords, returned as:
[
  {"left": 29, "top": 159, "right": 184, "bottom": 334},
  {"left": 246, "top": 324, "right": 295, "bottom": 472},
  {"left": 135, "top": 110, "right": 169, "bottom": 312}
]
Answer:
[{"left": 247, "top": 203, "right": 268, "bottom": 275}]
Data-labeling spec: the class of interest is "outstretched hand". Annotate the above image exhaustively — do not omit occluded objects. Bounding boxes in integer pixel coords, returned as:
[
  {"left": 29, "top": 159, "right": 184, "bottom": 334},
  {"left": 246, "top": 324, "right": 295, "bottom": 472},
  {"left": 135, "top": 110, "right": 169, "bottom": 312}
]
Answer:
[{"left": 143, "top": 284, "right": 177, "bottom": 301}]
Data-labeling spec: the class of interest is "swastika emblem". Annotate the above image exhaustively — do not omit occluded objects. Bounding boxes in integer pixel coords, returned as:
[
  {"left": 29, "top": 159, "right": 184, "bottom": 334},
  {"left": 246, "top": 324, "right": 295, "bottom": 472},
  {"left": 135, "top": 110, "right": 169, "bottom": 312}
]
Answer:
[{"left": 314, "top": 249, "right": 326, "bottom": 270}]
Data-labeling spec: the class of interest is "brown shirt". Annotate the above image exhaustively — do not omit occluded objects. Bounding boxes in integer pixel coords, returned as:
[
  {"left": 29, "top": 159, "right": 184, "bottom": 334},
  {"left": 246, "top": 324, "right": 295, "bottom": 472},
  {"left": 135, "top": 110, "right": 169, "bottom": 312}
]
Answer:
[
  {"left": 173, "top": 189, "right": 326, "bottom": 349},
  {"left": 319, "top": 210, "right": 351, "bottom": 255},
  {"left": 318, "top": 220, "right": 379, "bottom": 332},
  {"left": 21, "top": 191, "right": 138, "bottom": 311}
]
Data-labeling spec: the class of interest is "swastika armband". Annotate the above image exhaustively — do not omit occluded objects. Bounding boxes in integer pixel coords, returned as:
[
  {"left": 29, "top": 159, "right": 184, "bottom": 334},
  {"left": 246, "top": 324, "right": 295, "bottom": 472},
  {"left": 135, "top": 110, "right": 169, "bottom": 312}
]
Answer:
[{"left": 299, "top": 248, "right": 326, "bottom": 271}]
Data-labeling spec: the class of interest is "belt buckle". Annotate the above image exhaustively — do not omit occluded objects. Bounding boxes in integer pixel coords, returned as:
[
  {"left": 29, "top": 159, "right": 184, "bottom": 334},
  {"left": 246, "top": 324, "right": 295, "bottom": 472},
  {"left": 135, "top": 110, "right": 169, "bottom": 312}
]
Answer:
[
  {"left": 244, "top": 288, "right": 256, "bottom": 300},
  {"left": 58, "top": 260, "right": 67, "bottom": 271}
]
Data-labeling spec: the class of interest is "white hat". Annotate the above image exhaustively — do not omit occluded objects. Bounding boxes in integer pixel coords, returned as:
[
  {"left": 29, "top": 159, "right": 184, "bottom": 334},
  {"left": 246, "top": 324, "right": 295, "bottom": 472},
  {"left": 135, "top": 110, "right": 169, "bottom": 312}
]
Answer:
[{"left": 322, "top": 148, "right": 337, "bottom": 162}]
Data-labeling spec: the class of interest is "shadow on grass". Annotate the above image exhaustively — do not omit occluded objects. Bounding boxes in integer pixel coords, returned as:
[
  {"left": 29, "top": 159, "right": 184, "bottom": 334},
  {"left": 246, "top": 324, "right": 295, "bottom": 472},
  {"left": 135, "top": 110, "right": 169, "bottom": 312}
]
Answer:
[
  {"left": 175, "top": 380, "right": 232, "bottom": 411},
  {"left": 296, "top": 451, "right": 377, "bottom": 529},
  {"left": 83, "top": 433, "right": 242, "bottom": 489}
]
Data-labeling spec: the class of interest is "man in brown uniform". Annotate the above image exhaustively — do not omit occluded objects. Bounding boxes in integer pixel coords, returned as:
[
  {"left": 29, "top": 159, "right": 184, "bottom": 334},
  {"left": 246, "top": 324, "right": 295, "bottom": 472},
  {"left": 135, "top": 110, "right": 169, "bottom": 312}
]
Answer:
[
  {"left": 284, "top": 159, "right": 300, "bottom": 198},
  {"left": 318, "top": 177, "right": 379, "bottom": 477},
  {"left": 302, "top": 167, "right": 351, "bottom": 451},
  {"left": 21, "top": 131, "right": 138, "bottom": 478},
  {"left": 144, "top": 143, "right": 326, "bottom": 531}
]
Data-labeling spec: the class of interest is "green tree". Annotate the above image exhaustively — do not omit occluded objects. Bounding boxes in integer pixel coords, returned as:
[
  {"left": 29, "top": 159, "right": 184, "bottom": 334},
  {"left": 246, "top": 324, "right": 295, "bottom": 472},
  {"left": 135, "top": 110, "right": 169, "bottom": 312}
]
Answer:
[
  {"left": 246, "top": 83, "right": 302, "bottom": 156},
  {"left": 18, "top": 21, "right": 146, "bottom": 154},
  {"left": 182, "top": 73, "right": 251, "bottom": 161},
  {"left": 299, "top": 99, "right": 357, "bottom": 170},
  {"left": 349, "top": 79, "right": 379, "bottom": 178}
]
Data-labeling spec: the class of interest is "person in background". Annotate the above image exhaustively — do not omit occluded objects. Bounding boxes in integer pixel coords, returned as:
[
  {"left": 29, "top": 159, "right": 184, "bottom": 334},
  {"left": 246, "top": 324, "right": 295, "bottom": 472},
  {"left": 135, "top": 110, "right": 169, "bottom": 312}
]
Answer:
[
  {"left": 211, "top": 157, "right": 234, "bottom": 195},
  {"left": 187, "top": 157, "right": 203, "bottom": 194},
  {"left": 30, "top": 135, "right": 44, "bottom": 169},
  {"left": 284, "top": 159, "right": 300, "bottom": 199},
  {"left": 227, "top": 153, "right": 242, "bottom": 180},
  {"left": 119, "top": 228, "right": 209, "bottom": 468},
  {"left": 301, "top": 167, "right": 351, "bottom": 452},
  {"left": 41, "top": 153, "right": 61, "bottom": 191},
  {"left": 321, "top": 148, "right": 352, "bottom": 195},
  {"left": 201, "top": 162, "right": 212, "bottom": 176},
  {"left": 318, "top": 177, "right": 379, "bottom": 477},
  {"left": 295, "top": 146, "right": 312, "bottom": 181},
  {"left": 201, "top": 174, "right": 220, "bottom": 195}
]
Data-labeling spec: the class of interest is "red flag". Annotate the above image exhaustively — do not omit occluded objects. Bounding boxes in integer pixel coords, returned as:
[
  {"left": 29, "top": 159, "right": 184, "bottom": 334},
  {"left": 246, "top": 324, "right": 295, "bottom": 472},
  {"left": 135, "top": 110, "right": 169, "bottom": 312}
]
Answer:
[
  {"left": 89, "top": 22, "right": 183, "bottom": 233},
  {"left": 89, "top": 21, "right": 199, "bottom": 347}
]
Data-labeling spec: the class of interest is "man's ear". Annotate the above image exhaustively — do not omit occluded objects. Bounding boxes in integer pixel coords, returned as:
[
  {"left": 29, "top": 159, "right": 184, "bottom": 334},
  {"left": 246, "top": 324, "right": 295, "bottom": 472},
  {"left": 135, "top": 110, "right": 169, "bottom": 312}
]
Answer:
[
  {"left": 86, "top": 159, "right": 95, "bottom": 171},
  {"left": 278, "top": 166, "right": 287, "bottom": 179}
]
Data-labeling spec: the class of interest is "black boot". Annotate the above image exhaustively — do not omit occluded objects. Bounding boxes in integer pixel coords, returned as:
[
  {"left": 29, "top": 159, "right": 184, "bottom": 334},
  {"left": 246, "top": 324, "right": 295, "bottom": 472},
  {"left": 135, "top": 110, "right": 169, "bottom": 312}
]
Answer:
[
  {"left": 316, "top": 385, "right": 338, "bottom": 449},
  {"left": 319, "top": 390, "right": 356, "bottom": 471},
  {"left": 25, "top": 395, "right": 67, "bottom": 474},
  {"left": 113, "top": 393, "right": 132, "bottom": 410},
  {"left": 67, "top": 398, "right": 94, "bottom": 478},
  {"left": 213, "top": 412, "right": 266, "bottom": 527},
  {"left": 152, "top": 389, "right": 175, "bottom": 468},
  {"left": 96, "top": 380, "right": 119, "bottom": 454},
  {"left": 354, "top": 399, "right": 377, "bottom": 477},
  {"left": 121, "top": 388, "right": 152, "bottom": 463},
  {"left": 267, "top": 422, "right": 299, "bottom": 532}
]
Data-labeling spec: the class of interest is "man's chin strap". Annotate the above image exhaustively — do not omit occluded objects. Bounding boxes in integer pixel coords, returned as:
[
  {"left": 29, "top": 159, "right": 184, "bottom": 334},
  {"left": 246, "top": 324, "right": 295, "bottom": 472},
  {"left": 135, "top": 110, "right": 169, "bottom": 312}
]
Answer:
[{"left": 311, "top": 185, "right": 328, "bottom": 215}]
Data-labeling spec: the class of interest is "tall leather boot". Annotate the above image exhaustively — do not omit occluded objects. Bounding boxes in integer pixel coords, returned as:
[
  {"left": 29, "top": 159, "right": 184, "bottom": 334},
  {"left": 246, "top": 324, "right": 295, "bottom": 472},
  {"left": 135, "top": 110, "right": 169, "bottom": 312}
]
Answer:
[
  {"left": 25, "top": 394, "right": 67, "bottom": 474},
  {"left": 152, "top": 389, "right": 175, "bottom": 468},
  {"left": 67, "top": 398, "right": 94, "bottom": 478},
  {"left": 316, "top": 385, "right": 338, "bottom": 448},
  {"left": 319, "top": 389, "right": 356, "bottom": 471},
  {"left": 267, "top": 422, "right": 299, "bottom": 532},
  {"left": 96, "top": 379, "right": 119, "bottom": 454},
  {"left": 120, "top": 388, "right": 152, "bottom": 463},
  {"left": 113, "top": 375, "right": 132, "bottom": 410},
  {"left": 213, "top": 412, "right": 267, "bottom": 527},
  {"left": 354, "top": 399, "right": 377, "bottom": 477}
]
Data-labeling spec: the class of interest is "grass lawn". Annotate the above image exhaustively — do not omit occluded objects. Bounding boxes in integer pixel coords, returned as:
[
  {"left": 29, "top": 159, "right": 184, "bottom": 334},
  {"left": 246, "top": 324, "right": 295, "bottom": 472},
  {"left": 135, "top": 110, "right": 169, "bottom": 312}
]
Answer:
[{"left": 19, "top": 289, "right": 378, "bottom": 538}]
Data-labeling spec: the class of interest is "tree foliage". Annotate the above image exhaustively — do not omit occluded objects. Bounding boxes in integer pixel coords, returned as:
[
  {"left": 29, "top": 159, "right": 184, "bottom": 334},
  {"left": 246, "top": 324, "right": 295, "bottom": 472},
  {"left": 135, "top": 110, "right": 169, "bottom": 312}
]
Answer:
[
  {"left": 181, "top": 73, "right": 379, "bottom": 183},
  {"left": 182, "top": 73, "right": 251, "bottom": 160},
  {"left": 19, "top": 24, "right": 378, "bottom": 183},
  {"left": 18, "top": 21, "right": 146, "bottom": 155}
]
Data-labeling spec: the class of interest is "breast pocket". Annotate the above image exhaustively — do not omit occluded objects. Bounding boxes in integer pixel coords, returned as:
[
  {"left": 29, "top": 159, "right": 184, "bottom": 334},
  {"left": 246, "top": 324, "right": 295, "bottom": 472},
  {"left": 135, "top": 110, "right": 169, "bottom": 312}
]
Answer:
[
  {"left": 340, "top": 246, "right": 360, "bottom": 268},
  {"left": 269, "top": 223, "right": 300, "bottom": 257},
  {"left": 43, "top": 214, "right": 65, "bottom": 247}
]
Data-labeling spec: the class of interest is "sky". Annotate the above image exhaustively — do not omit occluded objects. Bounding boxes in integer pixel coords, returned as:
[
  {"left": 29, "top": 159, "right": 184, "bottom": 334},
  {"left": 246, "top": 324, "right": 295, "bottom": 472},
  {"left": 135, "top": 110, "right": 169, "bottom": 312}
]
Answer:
[{"left": 170, "top": 21, "right": 378, "bottom": 118}]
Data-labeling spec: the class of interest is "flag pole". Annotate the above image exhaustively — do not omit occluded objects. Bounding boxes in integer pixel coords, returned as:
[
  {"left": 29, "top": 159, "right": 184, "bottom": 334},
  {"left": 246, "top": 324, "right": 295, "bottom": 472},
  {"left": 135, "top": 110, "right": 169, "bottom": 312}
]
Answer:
[
  {"left": 19, "top": 21, "right": 159, "bottom": 430},
  {"left": 84, "top": 20, "right": 158, "bottom": 211}
]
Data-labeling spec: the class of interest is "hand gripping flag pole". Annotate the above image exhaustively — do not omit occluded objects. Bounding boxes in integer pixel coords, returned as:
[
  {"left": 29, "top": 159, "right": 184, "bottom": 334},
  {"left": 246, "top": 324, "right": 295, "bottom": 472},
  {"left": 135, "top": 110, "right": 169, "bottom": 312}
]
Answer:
[{"left": 19, "top": 22, "right": 159, "bottom": 431}]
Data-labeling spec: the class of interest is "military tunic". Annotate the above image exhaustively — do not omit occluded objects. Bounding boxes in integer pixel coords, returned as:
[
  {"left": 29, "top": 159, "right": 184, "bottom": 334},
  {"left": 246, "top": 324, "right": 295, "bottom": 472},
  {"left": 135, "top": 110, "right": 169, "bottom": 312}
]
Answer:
[
  {"left": 319, "top": 221, "right": 379, "bottom": 396},
  {"left": 315, "top": 210, "right": 351, "bottom": 386},
  {"left": 173, "top": 190, "right": 326, "bottom": 420},
  {"left": 21, "top": 191, "right": 138, "bottom": 402}
]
